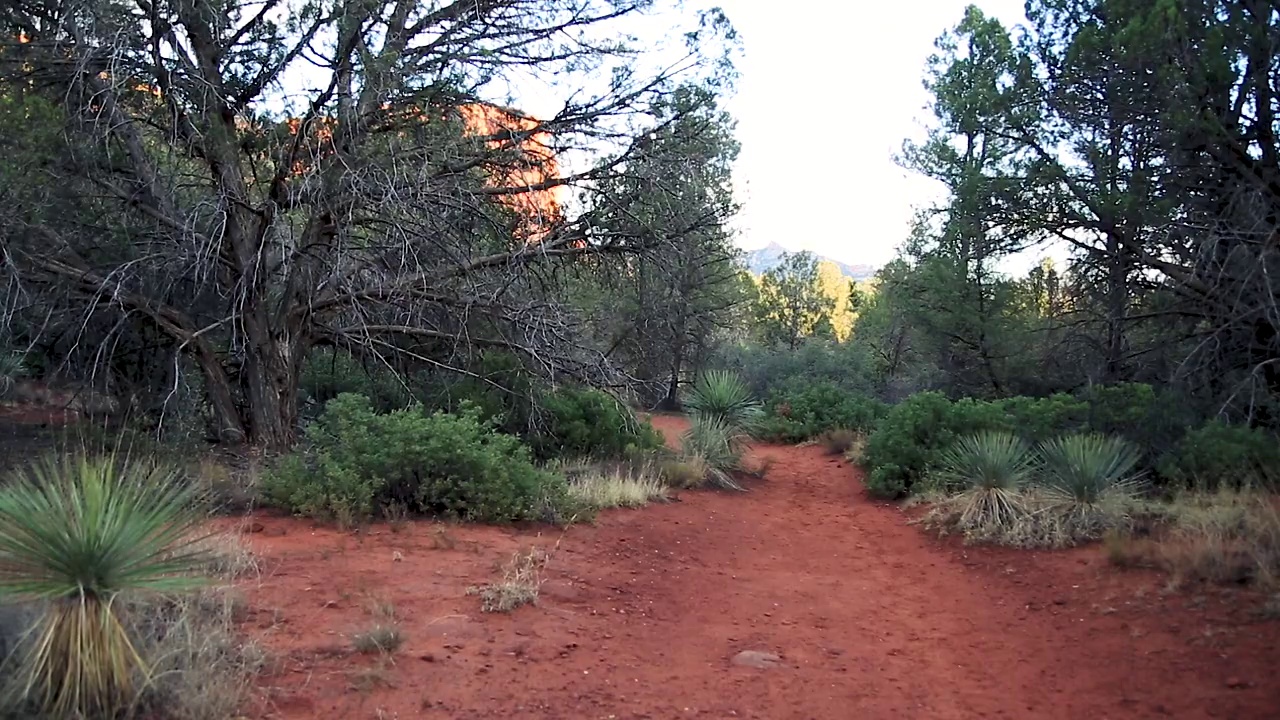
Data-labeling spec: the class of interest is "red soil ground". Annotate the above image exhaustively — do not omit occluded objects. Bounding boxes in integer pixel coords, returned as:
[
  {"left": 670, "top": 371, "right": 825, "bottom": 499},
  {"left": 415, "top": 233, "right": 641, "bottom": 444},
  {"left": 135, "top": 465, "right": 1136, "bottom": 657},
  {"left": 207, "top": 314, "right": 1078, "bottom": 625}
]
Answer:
[{"left": 235, "top": 415, "right": 1280, "bottom": 719}]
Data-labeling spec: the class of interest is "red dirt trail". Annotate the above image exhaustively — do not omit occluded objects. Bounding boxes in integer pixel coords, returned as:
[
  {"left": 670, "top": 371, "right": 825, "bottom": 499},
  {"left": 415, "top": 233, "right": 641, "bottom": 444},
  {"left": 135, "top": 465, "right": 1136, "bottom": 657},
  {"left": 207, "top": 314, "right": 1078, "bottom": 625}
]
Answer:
[{"left": 237, "top": 416, "right": 1280, "bottom": 719}]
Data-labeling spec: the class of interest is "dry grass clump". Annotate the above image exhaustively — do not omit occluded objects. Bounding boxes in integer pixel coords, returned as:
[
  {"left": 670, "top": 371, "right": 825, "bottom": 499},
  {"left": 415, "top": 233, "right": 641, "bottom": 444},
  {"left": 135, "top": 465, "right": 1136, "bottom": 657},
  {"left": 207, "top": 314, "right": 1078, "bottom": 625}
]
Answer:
[
  {"left": 567, "top": 466, "right": 668, "bottom": 510},
  {"left": 467, "top": 547, "right": 550, "bottom": 613},
  {"left": 352, "top": 624, "right": 405, "bottom": 655},
  {"left": 1110, "top": 489, "right": 1280, "bottom": 589},
  {"left": 679, "top": 415, "right": 747, "bottom": 491},
  {"left": 124, "top": 585, "right": 267, "bottom": 720},
  {"left": 658, "top": 457, "right": 709, "bottom": 488},
  {"left": 819, "top": 428, "right": 860, "bottom": 455}
]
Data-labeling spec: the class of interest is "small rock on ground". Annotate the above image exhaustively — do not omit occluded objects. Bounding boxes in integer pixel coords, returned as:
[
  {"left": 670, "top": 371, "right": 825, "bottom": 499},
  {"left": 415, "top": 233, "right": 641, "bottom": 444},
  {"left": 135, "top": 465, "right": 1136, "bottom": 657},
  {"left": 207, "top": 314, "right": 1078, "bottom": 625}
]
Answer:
[{"left": 732, "top": 650, "right": 782, "bottom": 669}]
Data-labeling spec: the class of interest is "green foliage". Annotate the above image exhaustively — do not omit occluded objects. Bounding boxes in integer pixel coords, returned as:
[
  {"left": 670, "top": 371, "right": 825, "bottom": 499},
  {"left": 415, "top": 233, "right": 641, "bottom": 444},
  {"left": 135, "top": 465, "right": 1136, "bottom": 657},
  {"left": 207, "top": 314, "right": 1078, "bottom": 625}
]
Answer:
[
  {"left": 1039, "top": 433, "right": 1141, "bottom": 506},
  {"left": 680, "top": 414, "right": 746, "bottom": 491},
  {"left": 1080, "top": 383, "right": 1189, "bottom": 460},
  {"left": 262, "top": 394, "right": 572, "bottom": 525},
  {"left": 1158, "top": 422, "right": 1280, "bottom": 490},
  {"left": 860, "top": 385, "right": 1205, "bottom": 499},
  {"left": 863, "top": 392, "right": 1010, "bottom": 498},
  {"left": 759, "top": 381, "right": 886, "bottom": 442},
  {"left": 0, "top": 452, "right": 211, "bottom": 718},
  {"left": 996, "top": 393, "right": 1089, "bottom": 443},
  {"left": 0, "top": 353, "right": 24, "bottom": 398},
  {"left": 935, "top": 431, "right": 1035, "bottom": 494},
  {"left": 752, "top": 251, "right": 837, "bottom": 349},
  {"left": 716, "top": 339, "right": 878, "bottom": 400},
  {"left": 298, "top": 349, "right": 413, "bottom": 414},
  {"left": 927, "top": 431, "right": 1035, "bottom": 537},
  {"left": 529, "top": 387, "right": 663, "bottom": 461},
  {"left": 684, "top": 370, "right": 763, "bottom": 433}
]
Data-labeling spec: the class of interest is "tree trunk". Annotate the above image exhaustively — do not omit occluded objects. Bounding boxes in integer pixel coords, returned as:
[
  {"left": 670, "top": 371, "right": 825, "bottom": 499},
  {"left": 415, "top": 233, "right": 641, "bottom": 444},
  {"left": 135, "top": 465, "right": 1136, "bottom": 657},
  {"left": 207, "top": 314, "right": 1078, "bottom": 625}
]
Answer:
[
  {"left": 241, "top": 309, "right": 307, "bottom": 450},
  {"left": 194, "top": 349, "right": 247, "bottom": 445}
]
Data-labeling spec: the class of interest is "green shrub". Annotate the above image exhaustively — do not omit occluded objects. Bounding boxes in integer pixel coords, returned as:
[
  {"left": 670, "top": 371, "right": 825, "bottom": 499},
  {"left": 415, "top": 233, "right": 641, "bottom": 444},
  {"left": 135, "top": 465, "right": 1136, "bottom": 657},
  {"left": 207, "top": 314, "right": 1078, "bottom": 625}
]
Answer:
[
  {"left": 262, "top": 394, "right": 571, "bottom": 525},
  {"left": 298, "top": 349, "right": 414, "bottom": 413},
  {"left": 996, "top": 393, "right": 1089, "bottom": 443},
  {"left": 1080, "top": 382, "right": 1190, "bottom": 461},
  {"left": 759, "top": 381, "right": 886, "bottom": 442},
  {"left": 529, "top": 387, "right": 663, "bottom": 461},
  {"left": 1158, "top": 421, "right": 1280, "bottom": 489},
  {"left": 715, "top": 339, "right": 878, "bottom": 400},
  {"left": 862, "top": 392, "right": 1010, "bottom": 498}
]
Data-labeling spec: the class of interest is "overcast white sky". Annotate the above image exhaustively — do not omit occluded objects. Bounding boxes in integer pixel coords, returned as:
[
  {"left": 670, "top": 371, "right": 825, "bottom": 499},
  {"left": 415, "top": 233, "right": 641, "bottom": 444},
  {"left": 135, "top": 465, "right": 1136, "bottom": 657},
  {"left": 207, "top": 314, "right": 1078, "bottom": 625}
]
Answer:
[{"left": 704, "top": 0, "right": 1031, "bottom": 268}]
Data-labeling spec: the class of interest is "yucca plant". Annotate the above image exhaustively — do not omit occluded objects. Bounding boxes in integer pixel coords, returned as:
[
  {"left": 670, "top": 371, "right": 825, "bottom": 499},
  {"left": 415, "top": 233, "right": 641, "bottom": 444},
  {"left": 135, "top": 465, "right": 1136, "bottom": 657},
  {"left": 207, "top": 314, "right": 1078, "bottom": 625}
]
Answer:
[
  {"left": 0, "top": 352, "right": 24, "bottom": 398},
  {"left": 680, "top": 414, "right": 746, "bottom": 491},
  {"left": 931, "top": 431, "right": 1035, "bottom": 534},
  {"left": 0, "top": 452, "right": 212, "bottom": 718},
  {"left": 683, "top": 371, "right": 763, "bottom": 434},
  {"left": 1037, "top": 433, "right": 1141, "bottom": 538}
]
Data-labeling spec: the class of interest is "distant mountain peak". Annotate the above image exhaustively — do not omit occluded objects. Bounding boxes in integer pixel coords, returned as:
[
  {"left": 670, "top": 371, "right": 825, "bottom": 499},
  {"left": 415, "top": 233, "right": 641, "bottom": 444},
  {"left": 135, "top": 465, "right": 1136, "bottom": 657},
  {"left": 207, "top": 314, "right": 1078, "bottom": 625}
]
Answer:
[{"left": 743, "top": 244, "right": 877, "bottom": 281}]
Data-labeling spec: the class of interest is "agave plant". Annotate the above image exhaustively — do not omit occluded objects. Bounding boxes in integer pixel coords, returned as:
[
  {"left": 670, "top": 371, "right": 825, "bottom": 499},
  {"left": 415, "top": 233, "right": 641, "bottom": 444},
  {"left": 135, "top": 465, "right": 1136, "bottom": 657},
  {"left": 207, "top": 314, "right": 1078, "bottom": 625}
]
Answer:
[
  {"left": 1037, "top": 433, "right": 1142, "bottom": 538},
  {"left": 683, "top": 371, "right": 763, "bottom": 434},
  {"left": 0, "top": 452, "right": 211, "bottom": 718},
  {"left": 933, "top": 431, "right": 1035, "bottom": 533},
  {"left": 680, "top": 414, "right": 746, "bottom": 491}
]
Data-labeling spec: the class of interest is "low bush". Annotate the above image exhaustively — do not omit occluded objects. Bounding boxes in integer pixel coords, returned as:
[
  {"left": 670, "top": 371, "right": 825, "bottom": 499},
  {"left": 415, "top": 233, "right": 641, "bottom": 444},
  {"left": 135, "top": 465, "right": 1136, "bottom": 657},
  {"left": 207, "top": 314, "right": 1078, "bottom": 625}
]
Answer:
[
  {"left": 759, "top": 381, "right": 885, "bottom": 442},
  {"left": 862, "top": 392, "right": 1004, "bottom": 498},
  {"left": 819, "top": 428, "right": 860, "bottom": 455},
  {"left": 1158, "top": 421, "right": 1280, "bottom": 490},
  {"left": 657, "top": 456, "right": 709, "bottom": 488},
  {"left": 1106, "top": 489, "right": 1280, "bottom": 589},
  {"left": 529, "top": 387, "right": 663, "bottom": 461},
  {"left": 1155, "top": 489, "right": 1280, "bottom": 588},
  {"left": 262, "top": 394, "right": 573, "bottom": 525},
  {"left": 918, "top": 431, "right": 1145, "bottom": 548},
  {"left": 861, "top": 385, "right": 1207, "bottom": 498},
  {"left": 714, "top": 339, "right": 878, "bottom": 401},
  {"left": 1080, "top": 382, "right": 1191, "bottom": 464}
]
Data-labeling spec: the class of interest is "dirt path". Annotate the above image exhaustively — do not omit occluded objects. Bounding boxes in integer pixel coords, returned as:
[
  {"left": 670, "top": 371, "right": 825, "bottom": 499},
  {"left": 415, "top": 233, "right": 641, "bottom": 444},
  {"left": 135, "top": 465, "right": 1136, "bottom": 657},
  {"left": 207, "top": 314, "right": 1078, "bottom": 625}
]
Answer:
[{"left": 239, "top": 417, "right": 1279, "bottom": 719}]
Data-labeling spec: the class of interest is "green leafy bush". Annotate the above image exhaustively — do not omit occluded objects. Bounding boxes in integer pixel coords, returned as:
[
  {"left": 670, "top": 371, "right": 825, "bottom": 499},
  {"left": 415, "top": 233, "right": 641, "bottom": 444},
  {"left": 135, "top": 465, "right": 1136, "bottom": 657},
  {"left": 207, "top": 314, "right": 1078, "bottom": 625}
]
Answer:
[
  {"left": 1080, "top": 383, "right": 1190, "bottom": 461},
  {"left": 862, "top": 392, "right": 1011, "bottom": 498},
  {"left": 1158, "top": 421, "right": 1280, "bottom": 489},
  {"left": 298, "top": 349, "right": 414, "bottom": 413},
  {"left": 759, "top": 381, "right": 886, "bottom": 442},
  {"left": 715, "top": 340, "right": 878, "bottom": 400},
  {"left": 262, "top": 394, "right": 571, "bottom": 525},
  {"left": 529, "top": 387, "right": 663, "bottom": 461},
  {"left": 997, "top": 393, "right": 1089, "bottom": 443}
]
